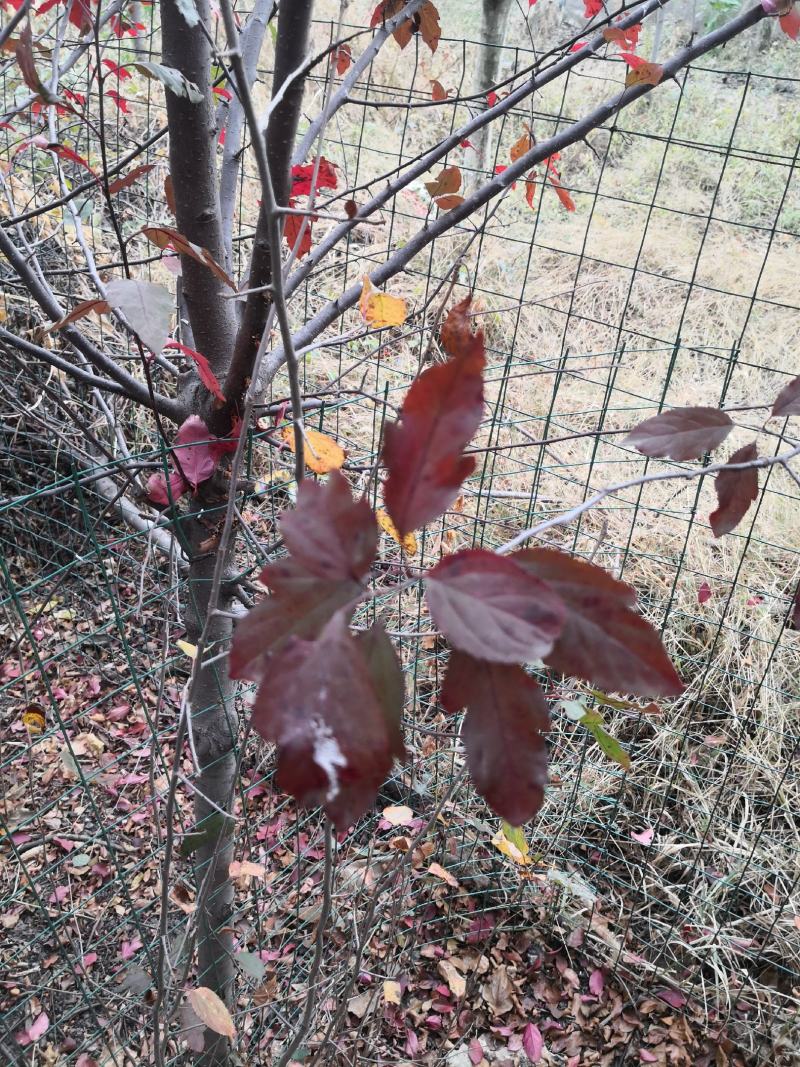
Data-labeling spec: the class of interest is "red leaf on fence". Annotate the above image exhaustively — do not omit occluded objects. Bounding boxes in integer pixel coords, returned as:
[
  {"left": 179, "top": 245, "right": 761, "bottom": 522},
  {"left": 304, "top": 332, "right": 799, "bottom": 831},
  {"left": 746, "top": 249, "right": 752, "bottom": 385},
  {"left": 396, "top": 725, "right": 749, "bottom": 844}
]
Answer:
[
  {"left": 332, "top": 43, "right": 352, "bottom": 75},
  {"left": 709, "top": 442, "right": 759, "bottom": 537},
  {"left": 431, "top": 78, "right": 448, "bottom": 101},
  {"left": 434, "top": 194, "right": 465, "bottom": 210},
  {"left": 280, "top": 471, "right": 378, "bottom": 582},
  {"left": 165, "top": 341, "right": 225, "bottom": 403},
  {"left": 441, "top": 651, "right": 549, "bottom": 824},
  {"left": 102, "top": 58, "right": 131, "bottom": 79},
  {"left": 771, "top": 374, "right": 800, "bottom": 417},
  {"left": 284, "top": 209, "right": 313, "bottom": 257},
  {"left": 603, "top": 23, "right": 641, "bottom": 49},
  {"left": 142, "top": 225, "right": 236, "bottom": 289},
  {"left": 779, "top": 5, "right": 800, "bottom": 37},
  {"left": 382, "top": 296, "right": 485, "bottom": 536},
  {"left": 250, "top": 611, "right": 405, "bottom": 826},
  {"left": 290, "top": 158, "right": 338, "bottom": 198},
  {"left": 105, "top": 89, "right": 129, "bottom": 114},
  {"left": 512, "top": 548, "right": 684, "bottom": 696},
  {"left": 549, "top": 173, "right": 576, "bottom": 212},
  {"left": 14, "top": 23, "right": 51, "bottom": 99},
  {"left": 625, "top": 406, "right": 733, "bottom": 460},
  {"left": 525, "top": 171, "right": 538, "bottom": 209},
  {"left": 107, "top": 163, "right": 154, "bottom": 194},
  {"left": 583, "top": 0, "right": 603, "bottom": 16},
  {"left": 426, "top": 549, "right": 565, "bottom": 664}
]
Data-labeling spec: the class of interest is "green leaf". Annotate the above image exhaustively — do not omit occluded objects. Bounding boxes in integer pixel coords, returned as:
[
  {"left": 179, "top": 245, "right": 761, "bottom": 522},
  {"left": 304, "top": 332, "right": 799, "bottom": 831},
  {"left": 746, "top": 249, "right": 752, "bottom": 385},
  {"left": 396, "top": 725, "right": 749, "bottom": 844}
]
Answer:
[
  {"left": 500, "top": 821, "right": 528, "bottom": 854},
  {"left": 583, "top": 720, "right": 631, "bottom": 771},
  {"left": 134, "top": 61, "right": 203, "bottom": 103}
]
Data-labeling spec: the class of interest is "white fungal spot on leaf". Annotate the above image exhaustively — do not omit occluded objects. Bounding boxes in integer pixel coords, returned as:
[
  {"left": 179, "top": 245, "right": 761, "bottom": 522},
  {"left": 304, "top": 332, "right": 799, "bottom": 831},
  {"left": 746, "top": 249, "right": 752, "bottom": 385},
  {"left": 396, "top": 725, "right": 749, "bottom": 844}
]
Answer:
[{"left": 311, "top": 718, "right": 347, "bottom": 801}]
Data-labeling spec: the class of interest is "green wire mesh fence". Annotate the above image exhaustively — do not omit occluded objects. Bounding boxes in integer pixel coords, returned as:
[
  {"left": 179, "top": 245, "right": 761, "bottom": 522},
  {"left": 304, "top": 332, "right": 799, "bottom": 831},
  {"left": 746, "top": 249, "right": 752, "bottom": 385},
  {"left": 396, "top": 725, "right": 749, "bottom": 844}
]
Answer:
[{"left": 1, "top": 6, "right": 799, "bottom": 1065}]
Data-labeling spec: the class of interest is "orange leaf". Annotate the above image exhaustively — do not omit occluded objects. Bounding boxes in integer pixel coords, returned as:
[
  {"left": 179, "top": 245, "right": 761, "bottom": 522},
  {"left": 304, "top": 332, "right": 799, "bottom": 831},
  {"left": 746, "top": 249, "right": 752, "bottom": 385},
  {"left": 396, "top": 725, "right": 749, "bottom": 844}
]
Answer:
[
  {"left": 620, "top": 52, "right": 663, "bottom": 86},
  {"left": 107, "top": 163, "right": 154, "bottom": 195},
  {"left": 434, "top": 194, "right": 465, "bottom": 211},
  {"left": 510, "top": 126, "right": 534, "bottom": 162},
  {"left": 332, "top": 43, "right": 352, "bottom": 75},
  {"left": 525, "top": 171, "right": 538, "bottom": 209},
  {"left": 424, "top": 165, "right": 461, "bottom": 198},
  {"left": 229, "top": 860, "right": 266, "bottom": 879},
  {"left": 49, "top": 298, "right": 111, "bottom": 331},
  {"left": 164, "top": 174, "right": 175, "bottom": 215},
  {"left": 142, "top": 226, "right": 236, "bottom": 289},
  {"left": 428, "top": 861, "right": 459, "bottom": 888},
  {"left": 376, "top": 508, "right": 418, "bottom": 555},
  {"left": 430, "top": 79, "right": 447, "bottom": 101},
  {"left": 549, "top": 174, "right": 576, "bottom": 212},
  {"left": 360, "top": 276, "right": 407, "bottom": 328},
  {"left": 280, "top": 426, "right": 346, "bottom": 474},
  {"left": 187, "top": 988, "right": 236, "bottom": 1040},
  {"left": 371, "top": 0, "right": 440, "bottom": 52}
]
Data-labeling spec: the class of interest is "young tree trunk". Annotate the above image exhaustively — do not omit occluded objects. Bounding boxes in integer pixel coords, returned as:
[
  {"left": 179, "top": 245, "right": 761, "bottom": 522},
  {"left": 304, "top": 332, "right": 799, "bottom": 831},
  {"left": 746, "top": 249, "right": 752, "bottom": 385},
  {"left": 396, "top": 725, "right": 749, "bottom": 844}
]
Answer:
[
  {"left": 182, "top": 500, "right": 238, "bottom": 1067},
  {"left": 472, "top": 0, "right": 514, "bottom": 179}
]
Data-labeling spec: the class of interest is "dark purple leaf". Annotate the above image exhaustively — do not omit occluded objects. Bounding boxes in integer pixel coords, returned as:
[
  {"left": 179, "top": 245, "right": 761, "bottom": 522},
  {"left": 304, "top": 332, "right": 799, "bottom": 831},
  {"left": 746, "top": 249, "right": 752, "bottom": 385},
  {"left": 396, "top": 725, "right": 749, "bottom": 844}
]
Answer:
[
  {"left": 513, "top": 548, "right": 683, "bottom": 697},
  {"left": 441, "top": 651, "right": 549, "bottom": 824},
  {"left": 626, "top": 406, "right": 733, "bottom": 461},
  {"left": 382, "top": 297, "right": 485, "bottom": 537},
  {"left": 771, "top": 375, "right": 800, "bottom": 417},
  {"left": 280, "top": 471, "right": 377, "bottom": 582},
  {"left": 229, "top": 564, "right": 362, "bottom": 682},
  {"left": 426, "top": 549, "right": 565, "bottom": 664},
  {"left": 357, "top": 623, "right": 405, "bottom": 732},
  {"left": 249, "top": 612, "right": 405, "bottom": 826},
  {"left": 709, "top": 442, "right": 759, "bottom": 537}
]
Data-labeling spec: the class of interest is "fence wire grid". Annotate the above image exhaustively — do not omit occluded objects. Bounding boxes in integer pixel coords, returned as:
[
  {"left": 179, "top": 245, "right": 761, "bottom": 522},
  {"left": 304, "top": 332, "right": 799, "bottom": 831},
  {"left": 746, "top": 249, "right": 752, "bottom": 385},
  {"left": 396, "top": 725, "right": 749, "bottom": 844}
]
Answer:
[{"left": 1, "top": 5, "right": 799, "bottom": 1067}]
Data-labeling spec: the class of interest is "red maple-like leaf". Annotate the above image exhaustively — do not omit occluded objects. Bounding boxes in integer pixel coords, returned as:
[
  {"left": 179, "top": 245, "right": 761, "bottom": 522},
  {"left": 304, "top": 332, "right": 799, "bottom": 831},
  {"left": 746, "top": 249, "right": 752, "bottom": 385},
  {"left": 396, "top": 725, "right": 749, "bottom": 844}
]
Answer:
[
  {"left": 425, "top": 549, "right": 565, "bottom": 664},
  {"left": 441, "top": 651, "right": 549, "bottom": 824},
  {"left": 280, "top": 471, "right": 377, "bottom": 582},
  {"left": 290, "top": 158, "right": 338, "bottom": 198},
  {"left": 249, "top": 612, "right": 405, "bottom": 826},
  {"left": 513, "top": 548, "right": 683, "bottom": 696},
  {"left": 382, "top": 296, "right": 485, "bottom": 536}
]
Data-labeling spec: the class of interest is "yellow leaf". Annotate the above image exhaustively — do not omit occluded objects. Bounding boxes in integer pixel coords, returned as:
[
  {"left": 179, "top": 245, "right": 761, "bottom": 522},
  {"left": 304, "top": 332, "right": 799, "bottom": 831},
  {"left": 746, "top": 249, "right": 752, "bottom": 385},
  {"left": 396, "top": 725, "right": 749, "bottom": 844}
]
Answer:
[
  {"left": 382, "top": 804, "right": 415, "bottom": 826},
  {"left": 176, "top": 640, "right": 197, "bottom": 660},
  {"left": 187, "top": 987, "right": 236, "bottom": 1039},
  {"left": 229, "top": 860, "right": 266, "bottom": 880},
  {"left": 359, "top": 276, "right": 407, "bottom": 329},
  {"left": 428, "top": 861, "right": 459, "bottom": 888},
  {"left": 383, "top": 979, "right": 402, "bottom": 1004},
  {"left": 492, "top": 824, "right": 531, "bottom": 866},
  {"left": 53, "top": 608, "right": 76, "bottom": 622},
  {"left": 280, "top": 426, "right": 346, "bottom": 475},
  {"left": 21, "top": 705, "right": 45, "bottom": 735},
  {"left": 376, "top": 508, "right": 417, "bottom": 555}
]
